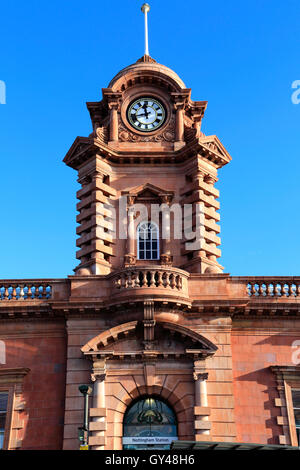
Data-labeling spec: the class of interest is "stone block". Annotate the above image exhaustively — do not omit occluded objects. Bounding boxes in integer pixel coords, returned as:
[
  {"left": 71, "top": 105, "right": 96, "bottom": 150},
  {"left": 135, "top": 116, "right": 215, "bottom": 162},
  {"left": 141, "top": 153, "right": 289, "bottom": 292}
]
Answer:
[
  {"left": 279, "top": 435, "right": 287, "bottom": 445},
  {"left": 90, "top": 408, "right": 107, "bottom": 417},
  {"left": 89, "top": 421, "right": 106, "bottom": 431},
  {"left": 194, "top": 420, "right": 212, "bottom": 430},
  {"left": 89, "top": 436, "right": 106, "bottom": 446},
  {"left": 194, "top": 406, "right": 211, "bottom": 416},
  {"left": 195, "top": 434, "right": 212, "bottom": 442}
]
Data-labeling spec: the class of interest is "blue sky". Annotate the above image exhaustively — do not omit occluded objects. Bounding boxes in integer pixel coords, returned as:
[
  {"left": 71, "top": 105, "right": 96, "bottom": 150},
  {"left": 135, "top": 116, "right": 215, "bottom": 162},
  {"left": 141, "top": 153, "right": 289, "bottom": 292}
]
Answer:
[{"left": 0, "top": 0, "right": 299, "bottom": 278}]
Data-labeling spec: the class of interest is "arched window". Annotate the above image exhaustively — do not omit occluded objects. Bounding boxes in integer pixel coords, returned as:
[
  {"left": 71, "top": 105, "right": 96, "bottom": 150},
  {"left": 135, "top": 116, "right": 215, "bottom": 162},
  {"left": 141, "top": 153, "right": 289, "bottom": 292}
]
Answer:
[
  {"left": 123, "top": 397, "right": 177, "bottom": 450},
  {"left": 137, "top": 222, "right": 159, "bottom": 260}
]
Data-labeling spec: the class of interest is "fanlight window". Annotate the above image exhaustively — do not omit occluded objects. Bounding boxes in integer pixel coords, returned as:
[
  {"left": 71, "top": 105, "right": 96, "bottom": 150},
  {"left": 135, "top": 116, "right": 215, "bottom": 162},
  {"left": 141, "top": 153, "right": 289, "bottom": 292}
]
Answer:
[
  {"left": 137, "top": 222, "right": 159, "bottom": 260},
  {"left": 123, "top": 397, "right": 177, "bottom": 450}
]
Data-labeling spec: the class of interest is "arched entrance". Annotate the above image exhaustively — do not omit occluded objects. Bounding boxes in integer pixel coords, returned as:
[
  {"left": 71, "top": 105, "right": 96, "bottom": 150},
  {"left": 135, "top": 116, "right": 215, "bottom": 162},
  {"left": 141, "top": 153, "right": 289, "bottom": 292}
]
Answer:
[{"left": 123, "top": 397, "right": 178, "bottom": 450}]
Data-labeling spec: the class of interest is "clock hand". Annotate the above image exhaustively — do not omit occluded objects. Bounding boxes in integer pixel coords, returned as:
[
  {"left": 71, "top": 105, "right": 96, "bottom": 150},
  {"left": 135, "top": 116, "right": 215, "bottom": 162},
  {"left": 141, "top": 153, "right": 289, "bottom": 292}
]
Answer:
[{"left": 142, "top": 103, "right": 150, "bottom": 118}]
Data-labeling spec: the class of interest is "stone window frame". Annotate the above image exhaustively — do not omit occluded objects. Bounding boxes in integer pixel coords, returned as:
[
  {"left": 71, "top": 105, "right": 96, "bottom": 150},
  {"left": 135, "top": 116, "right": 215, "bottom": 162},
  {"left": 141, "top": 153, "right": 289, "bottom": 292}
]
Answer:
[
  {"left": 137, "top": 221, "right": 160, "bottom": 261},
  {"left": 271, "top": 366, "right": 300, "bottom": 447},
  {"left": 0, "top": 368, "right": 30, "bottom": 450}
]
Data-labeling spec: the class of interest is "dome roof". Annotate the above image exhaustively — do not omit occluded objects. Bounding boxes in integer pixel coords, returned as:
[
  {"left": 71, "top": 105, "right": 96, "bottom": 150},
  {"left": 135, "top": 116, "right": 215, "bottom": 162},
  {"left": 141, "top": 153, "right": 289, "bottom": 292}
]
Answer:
[{"left": 108, "top": 55, "right": 186, "bottom": 91}]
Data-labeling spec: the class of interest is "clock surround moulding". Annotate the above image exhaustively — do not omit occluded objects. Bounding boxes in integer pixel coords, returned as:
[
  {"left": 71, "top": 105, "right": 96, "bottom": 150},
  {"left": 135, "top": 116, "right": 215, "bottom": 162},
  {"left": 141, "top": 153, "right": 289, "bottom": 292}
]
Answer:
[{"left": 120, "top": 85, "right": 174, "bottom": 137}]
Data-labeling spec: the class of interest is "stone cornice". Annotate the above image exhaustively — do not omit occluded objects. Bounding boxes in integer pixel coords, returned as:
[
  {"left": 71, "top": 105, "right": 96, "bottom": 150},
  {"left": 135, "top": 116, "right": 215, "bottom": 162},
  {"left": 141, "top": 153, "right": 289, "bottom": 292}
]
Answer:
[
  {"left": 63, "top": 132, "right": 232, "bottom": 169},
  {"left": 0, "top": 368, "right": 30, "bottom": 383}
]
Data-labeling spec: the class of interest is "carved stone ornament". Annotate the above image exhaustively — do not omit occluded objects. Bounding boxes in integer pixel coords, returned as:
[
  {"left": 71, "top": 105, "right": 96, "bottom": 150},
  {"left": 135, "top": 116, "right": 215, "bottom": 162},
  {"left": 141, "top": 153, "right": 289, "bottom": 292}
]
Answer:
[
  {"left": 96, "top": 126, "right": 108, "bottom": 144},
  {"left": 124, "top": 254, "right": 136, "bottom": 266},
  {"left": 91, "top": 372, "right": 106, "bottom": 382},
  {"left": 143, "top": 340, "right": 158, "bottom": 350},
  {"left": 119, "top": 117, "right": 176, "bottom": 143},
  {"left": 193, "top": 372, "right": 209, "bottom": 382},
  {"left": 160, "top": 254, "right": 173, "bottom": 266}
]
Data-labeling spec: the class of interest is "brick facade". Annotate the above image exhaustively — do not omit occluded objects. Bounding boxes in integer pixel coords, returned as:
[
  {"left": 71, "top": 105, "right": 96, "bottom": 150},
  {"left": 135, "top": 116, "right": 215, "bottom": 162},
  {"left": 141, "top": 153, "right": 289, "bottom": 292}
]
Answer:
[{"left": 0, "top": 55, "right": 299, "bottom": 450}]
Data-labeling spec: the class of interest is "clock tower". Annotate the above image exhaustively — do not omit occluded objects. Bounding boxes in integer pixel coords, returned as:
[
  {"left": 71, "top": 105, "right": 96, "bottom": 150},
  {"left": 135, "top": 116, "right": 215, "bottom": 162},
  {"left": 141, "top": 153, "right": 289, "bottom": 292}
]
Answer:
[
  {"left": 1, "top": 3, "right": 300, "bottom": 453},
  {"left": 64, "top": 50, "right": 231, "bottom": 276}
]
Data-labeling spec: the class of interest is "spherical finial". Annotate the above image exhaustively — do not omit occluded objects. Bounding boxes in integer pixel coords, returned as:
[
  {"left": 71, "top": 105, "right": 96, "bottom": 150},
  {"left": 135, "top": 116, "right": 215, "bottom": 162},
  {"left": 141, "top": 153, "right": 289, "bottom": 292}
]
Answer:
[{"left": 141, "top": 3, "right": 150, "bottom": 14}]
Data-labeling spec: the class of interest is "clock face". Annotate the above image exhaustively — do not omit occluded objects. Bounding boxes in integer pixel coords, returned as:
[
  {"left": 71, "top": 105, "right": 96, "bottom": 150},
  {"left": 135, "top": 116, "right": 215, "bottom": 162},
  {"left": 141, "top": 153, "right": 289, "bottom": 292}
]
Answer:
[{"left": 127, "top": 97, "right": 166, "bottom": 132}]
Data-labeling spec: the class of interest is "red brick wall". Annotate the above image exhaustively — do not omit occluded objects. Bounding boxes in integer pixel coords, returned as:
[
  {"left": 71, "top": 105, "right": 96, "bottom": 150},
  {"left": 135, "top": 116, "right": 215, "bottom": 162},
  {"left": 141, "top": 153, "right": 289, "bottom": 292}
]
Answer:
[
  {"left": 1, "top": 320, "right": 66, "bottom": 450},
  {"left": 232, "top": 319, "right": 300, "bottom": 445}
]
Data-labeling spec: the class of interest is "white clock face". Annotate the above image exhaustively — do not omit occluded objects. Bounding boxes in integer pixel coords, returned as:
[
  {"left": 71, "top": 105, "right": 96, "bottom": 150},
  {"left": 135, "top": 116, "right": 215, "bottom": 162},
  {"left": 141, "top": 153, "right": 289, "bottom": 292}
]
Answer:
[{"left": 127, "top": 97, "right": 166, "bottom": 132}]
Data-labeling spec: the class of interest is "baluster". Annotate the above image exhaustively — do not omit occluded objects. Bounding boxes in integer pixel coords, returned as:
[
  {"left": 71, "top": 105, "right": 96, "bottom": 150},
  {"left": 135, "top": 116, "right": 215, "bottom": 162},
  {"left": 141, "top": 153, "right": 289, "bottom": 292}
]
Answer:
[
  {"left": 142, "top": 272, "right": 147, "bottom": 287},
  {"left": 128, "top": 272, "right": 133, "bottom": 288},
  {"left": 288, "top": 283, "right": 294, "bottom": 297},
  {"left": 19, "top": 284, "right": 24, "bottom": 300},
  {"left": 170, "top": 274, "right": 176, "bottom": 289},
  {"left": 165, "top": 273, "right": 170, "bottom": 289},
  {"left": 297, "top": 283, "right": 300, "bottom": 297},
  {"left": 11, "top": 285, "right": 17, "bottom": 300},
  {"left": 150, "top": 271, "right": 155, "bottom": 287},
  {"left": 134, "top": 272, "right": 139, "bottom": 288},
  {"left": 4, "top": 287, "right": 9, "bottom": 300},
  {"left": 259, "top": 283, "right": 265, "bottom": 296},
  {"left": 157, "top": 271, "right": 163, "bottom": 287},
  {"left": 251, "top": 283, "right": 256, "bottom": 296}
]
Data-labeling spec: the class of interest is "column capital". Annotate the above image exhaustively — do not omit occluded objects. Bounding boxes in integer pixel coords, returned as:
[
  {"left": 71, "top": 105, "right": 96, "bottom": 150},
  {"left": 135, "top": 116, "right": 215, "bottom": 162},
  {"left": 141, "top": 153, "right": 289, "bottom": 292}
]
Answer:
[
  {"left": 91, "top": 360, "right": 106, "bottom": 382},
  {"left": 91, "top": 372, "right": 106, "bottom": 382},
  {"left": 193, "top": 371, "right": 208, "bottom": 382},
  {"left": 108, "top": 101, "right": 120, "bottom": 111},
  {"left": 173, "top": 101, "right": 185, "bottom": 111},
  {"left": 160, "top": 194, "right": 173, "bottom": 205},
  {"left": 127, "top": 195, "right": 136, "bottom": 207}
]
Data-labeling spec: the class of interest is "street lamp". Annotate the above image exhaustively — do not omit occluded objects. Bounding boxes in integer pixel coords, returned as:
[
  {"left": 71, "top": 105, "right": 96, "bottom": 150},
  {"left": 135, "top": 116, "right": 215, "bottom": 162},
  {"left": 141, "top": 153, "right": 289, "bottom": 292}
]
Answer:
[{"left": 78, "top": 384, "right": 92, "bottom": 449}]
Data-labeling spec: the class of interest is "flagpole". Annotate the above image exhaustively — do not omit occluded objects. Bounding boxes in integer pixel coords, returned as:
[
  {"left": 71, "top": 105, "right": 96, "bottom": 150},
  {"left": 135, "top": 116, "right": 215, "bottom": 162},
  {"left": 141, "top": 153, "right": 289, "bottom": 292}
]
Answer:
[{"left": 141, "top": 3, "right": 150, "bottom": 56}]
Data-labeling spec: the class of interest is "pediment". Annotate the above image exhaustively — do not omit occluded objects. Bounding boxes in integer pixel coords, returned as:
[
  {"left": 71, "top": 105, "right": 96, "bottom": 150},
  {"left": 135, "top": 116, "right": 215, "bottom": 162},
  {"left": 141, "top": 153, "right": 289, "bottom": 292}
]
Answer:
[
  {"left": 82, "top": 320, "right": 217, "bottom": 360},
  {"left": 122, "top": 183, "right": 174, "bottom": 203},
  {"left": 199, "top": 135, "right": 232, "bottom": 162},
  {"left": 63, "top": 137, "right": 96, "bottom": 169}
]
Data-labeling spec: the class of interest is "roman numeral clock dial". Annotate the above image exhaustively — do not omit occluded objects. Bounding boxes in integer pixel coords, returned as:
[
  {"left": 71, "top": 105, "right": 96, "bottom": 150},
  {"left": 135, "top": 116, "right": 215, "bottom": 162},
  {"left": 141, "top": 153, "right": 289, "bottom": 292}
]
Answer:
[{"left": 127, "top": 97, "right": 166, "bottom": 132}]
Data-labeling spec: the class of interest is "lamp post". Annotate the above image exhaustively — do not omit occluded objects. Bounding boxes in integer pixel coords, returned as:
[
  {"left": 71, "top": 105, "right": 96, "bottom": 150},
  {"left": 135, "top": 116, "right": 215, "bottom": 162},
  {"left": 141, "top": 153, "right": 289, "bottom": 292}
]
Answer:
[{"left": 78, "top": 384, "right": 92, "bottom": 450}]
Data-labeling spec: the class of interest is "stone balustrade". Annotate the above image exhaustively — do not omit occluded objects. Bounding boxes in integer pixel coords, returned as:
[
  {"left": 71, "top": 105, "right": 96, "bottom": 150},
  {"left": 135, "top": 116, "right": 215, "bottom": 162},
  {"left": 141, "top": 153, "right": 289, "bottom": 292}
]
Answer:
[
  {"left": 111, "top": 267, "right": 189, "bottom": 292},
  {"left": 0, "top": 282, "right": 52, "bottom": 300},
  {"left": 1, "top": 275, "right": 300, "bottom": 305},
  {"left": 246, "top": 278, "right": 300, "bottom": 297}
]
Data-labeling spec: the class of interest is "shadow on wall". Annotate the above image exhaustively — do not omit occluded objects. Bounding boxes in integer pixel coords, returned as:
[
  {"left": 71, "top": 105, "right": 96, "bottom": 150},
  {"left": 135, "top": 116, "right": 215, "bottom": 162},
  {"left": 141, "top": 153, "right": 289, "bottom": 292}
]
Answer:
[{"left": 235, "top": 367, "right": 281, "bottom": 445}]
